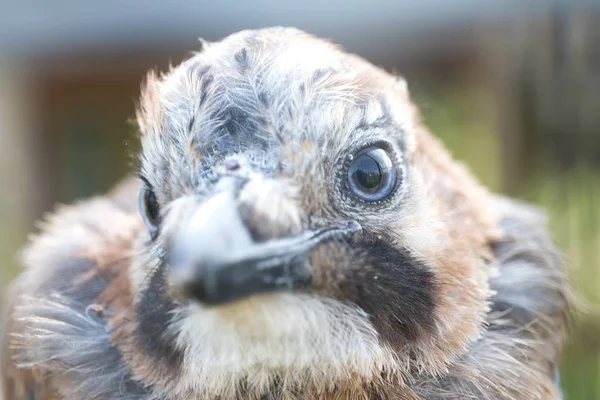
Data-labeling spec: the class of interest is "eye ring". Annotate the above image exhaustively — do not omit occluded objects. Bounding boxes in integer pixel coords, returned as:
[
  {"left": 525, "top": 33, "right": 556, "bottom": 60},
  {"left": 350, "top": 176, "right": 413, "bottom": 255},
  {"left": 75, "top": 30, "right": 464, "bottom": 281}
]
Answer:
[
  {"left": 346, "top": 145, "right": 399, "bottom": 202},
  {"left": 139, "top": 185, "right": 160, "bottom": 238}
]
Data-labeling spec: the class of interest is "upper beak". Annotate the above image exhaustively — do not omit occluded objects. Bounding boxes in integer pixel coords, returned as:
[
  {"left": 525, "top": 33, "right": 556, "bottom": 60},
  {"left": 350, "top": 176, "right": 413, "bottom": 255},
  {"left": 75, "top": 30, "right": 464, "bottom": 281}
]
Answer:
[{"left": 167, "top": 182, "right": 360, "bottom": 306}]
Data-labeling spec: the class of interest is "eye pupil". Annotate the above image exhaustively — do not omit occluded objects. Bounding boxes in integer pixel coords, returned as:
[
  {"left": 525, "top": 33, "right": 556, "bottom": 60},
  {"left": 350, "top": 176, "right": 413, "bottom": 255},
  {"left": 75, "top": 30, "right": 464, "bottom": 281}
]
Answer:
[
  {"left": 347, "top": 146, "right": 398, "bottom": 201},
  {"left": 140, "top": 185, "right": 160, "bottom": 237},
  {"left": 145, "top": 190, "right": 159, "bottom": 222},
  {"left": 352, "top": 156, "right": 382, "bottom": 190}
]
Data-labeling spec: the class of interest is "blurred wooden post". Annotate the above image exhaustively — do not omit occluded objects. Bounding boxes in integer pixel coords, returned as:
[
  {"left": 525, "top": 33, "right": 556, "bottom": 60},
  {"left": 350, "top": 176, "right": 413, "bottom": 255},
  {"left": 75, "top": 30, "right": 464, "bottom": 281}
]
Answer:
[
  {"left": 485, "top": 14, "right": 548, "bottom": 196},
  {"left": 487, "top": 3, "right": 600, "bottom": 195},
  {"left": 0, "top": 61, "right": 40, "bottom": 286},
  {"left": 538, "top": 4, "right": 600, "bottom": 169}
]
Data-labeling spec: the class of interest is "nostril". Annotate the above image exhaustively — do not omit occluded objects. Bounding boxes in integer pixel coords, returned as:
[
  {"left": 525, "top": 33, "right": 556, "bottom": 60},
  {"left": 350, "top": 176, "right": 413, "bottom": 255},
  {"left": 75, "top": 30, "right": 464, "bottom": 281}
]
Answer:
[{"left": 224, "top": 158, "right": 241, "bottom": 171}]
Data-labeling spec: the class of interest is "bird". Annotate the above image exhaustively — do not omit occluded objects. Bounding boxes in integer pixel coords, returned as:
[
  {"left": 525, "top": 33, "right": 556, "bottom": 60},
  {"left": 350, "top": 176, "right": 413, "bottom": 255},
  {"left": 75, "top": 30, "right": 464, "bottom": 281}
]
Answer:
[{"left": 1, "top": 27, "right": 567, "bottom": 400}]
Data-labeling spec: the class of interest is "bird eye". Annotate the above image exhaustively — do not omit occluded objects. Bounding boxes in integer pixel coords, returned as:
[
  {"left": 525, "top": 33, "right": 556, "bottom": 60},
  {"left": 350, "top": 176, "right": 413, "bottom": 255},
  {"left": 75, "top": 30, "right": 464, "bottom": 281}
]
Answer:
[
  {"left": 347, "top": 146, "right": 398, "bottom": 202},
  {"left": 139, "top": 185, "right": 160, "bottom": 238}
]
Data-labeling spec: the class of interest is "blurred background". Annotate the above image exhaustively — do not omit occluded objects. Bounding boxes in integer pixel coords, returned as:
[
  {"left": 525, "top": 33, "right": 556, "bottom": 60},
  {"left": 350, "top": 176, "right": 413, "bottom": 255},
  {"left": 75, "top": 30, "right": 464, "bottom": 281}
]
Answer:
[{"left": 0, "top": 1, "right": 598, "bottom": 398}]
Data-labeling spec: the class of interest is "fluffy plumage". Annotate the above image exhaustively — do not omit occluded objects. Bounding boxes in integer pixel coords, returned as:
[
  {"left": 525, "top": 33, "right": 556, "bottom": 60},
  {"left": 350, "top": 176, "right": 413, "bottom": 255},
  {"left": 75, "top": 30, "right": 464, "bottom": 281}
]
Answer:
[{"left": 2, "top": 27, "right": 567, "bottom": 399}]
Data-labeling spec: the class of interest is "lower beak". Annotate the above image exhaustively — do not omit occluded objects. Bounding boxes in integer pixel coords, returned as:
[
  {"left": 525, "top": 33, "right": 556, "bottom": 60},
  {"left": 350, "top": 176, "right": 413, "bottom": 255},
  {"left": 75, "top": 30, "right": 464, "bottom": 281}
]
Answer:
[{"left": 167, "top": 190, "right": 360, "bottom": 306}]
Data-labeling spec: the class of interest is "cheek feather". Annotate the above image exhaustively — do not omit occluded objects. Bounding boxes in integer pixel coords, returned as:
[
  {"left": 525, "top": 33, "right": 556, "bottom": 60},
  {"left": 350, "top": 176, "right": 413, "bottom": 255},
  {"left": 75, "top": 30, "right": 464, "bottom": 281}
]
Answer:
[
  {"left": 133, "top": 264, "right": 183, "bottom": 369},
  {"left": 112, "top": 261, "right": 185, "bottom": 394},
  {"left": 338, "top": 237, "right": 437, "bottom": 347}
]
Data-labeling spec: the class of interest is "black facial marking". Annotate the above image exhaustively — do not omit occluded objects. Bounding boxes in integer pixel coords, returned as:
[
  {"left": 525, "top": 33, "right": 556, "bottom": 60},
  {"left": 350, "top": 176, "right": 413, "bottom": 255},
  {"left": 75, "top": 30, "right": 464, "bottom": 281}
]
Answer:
[
  {"left": 199, "top": 73, "right": 214, "bottom": 107},
  {"left": 225, "top": 107, "right": 249, "bottom": 136},
  {"left": 188, "top": 115, "right": 196, "bottom": 132},
  {"left": 205, "top": 104, "right": 270, "bottom": 157},
  {"left": 342, "top": 236, "right": 436, "bottom": 345},
  {"left": 235, "top": 48, "right": 249, "bottom": 72},
  {"left": 135, "top": 263, "right": 184, "bottom": 370},
  {"left": 217, "top": 107, "right": 257, "bottom": 151}
]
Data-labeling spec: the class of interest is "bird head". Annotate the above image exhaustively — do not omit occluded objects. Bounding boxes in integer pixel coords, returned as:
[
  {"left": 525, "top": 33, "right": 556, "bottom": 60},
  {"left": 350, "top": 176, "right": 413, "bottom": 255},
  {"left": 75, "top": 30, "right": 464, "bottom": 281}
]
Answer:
[{"left": 129, "top": 27, "right": 499, "bottom": 396}]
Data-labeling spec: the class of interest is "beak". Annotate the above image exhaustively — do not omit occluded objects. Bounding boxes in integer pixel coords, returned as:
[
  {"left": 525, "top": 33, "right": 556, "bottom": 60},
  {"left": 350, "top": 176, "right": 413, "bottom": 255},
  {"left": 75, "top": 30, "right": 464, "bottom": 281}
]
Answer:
[{"left": 167, "top": 182, "right": 360, "bottom": 306}]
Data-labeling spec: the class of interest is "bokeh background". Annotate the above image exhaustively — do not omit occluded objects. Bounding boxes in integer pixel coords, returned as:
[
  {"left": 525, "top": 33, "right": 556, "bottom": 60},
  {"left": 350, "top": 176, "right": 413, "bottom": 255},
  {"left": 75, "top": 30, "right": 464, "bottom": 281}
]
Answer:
[{"left": 0, "top": 1, "right": 599, "bottom": 398}]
